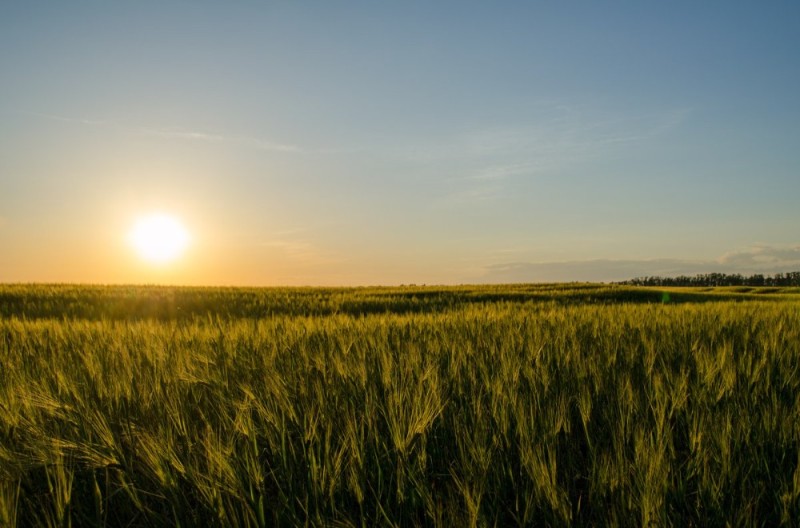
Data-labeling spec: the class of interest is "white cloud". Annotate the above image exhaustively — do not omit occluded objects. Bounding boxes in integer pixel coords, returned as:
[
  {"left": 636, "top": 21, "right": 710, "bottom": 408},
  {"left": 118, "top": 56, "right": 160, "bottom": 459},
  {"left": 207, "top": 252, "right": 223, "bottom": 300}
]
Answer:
[{"left": 718, "top": 245, "right": 800, "bottom": 269}]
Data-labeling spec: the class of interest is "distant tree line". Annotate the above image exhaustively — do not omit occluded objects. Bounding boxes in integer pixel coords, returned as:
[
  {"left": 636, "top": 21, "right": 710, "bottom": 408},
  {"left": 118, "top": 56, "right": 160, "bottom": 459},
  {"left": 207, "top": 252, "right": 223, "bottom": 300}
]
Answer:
[{"left": 619, "top": 271, "right": 800, "bottom": 287}]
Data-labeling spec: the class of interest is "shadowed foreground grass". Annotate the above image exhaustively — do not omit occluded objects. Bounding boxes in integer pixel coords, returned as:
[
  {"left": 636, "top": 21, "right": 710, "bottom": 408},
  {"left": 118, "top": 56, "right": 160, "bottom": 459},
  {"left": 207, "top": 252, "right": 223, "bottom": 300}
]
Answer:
[{"left": 1, "top": 285, "right": 799, "bottom": 526}]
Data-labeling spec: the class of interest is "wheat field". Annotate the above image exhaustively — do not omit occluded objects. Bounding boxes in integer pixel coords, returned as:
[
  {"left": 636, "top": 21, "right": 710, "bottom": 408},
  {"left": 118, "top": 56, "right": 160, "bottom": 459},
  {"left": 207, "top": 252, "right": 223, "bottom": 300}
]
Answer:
[{"left": 1, "top": 284, "right": 798, "bottom": 526}]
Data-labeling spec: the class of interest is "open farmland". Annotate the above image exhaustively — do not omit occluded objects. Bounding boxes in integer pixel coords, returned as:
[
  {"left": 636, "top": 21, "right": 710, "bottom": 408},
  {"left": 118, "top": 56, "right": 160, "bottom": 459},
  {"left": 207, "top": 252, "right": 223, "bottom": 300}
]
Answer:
[{"left": 1, "top": 284, "right": 799, "bottom": 526}]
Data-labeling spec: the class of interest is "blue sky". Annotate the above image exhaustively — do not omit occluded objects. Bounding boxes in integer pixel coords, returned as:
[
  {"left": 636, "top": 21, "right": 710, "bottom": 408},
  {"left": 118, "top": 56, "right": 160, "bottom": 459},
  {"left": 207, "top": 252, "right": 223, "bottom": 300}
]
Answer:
[{"left": 1, "top": 1, "right": 799, "bottom": 285}]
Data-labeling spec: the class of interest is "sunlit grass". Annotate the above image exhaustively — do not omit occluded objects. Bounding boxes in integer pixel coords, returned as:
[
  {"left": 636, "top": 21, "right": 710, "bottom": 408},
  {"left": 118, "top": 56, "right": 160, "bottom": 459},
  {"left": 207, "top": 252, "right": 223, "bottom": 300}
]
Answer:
[{"left": 1, "top": 285, "right": 799, "bottom": 525}]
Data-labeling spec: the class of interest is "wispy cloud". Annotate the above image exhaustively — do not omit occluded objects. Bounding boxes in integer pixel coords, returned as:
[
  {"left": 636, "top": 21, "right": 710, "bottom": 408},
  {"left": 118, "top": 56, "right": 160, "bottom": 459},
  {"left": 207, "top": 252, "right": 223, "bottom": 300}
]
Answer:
[
  {"left": 718, "top": 245, "right": 800, "bottom": 269},
  {"left": 467, "top": 162, "right": 545, "bottom": 181},
  {"left": 254, "top": 227, "right": 347, "bottom": 267},
  {"left": 140, "top": 126, "right": 301, "bottom": 153},
  {"left": 442, "top": 185, "right": 503, "bottom": 205},
  {"left": 412, "top": 104, "right": 689, "bottom": 166},
  {"left": 420, "top": 103, "right": 690, "bottom": 204},
  {"left": 27, "top": 112, "right": 108, "bottom": 127},
  {"left": 27, "top": 111, "right": 302, "bottom": 153},
  {"left": 481, "top": 108, "right": 685, "bottom": 165},
  {"left": 259, "top": 238, "right": 318, "bottom": 261},
  {"left": 480, "top": 244, "right": 800, "bottom": 283}
]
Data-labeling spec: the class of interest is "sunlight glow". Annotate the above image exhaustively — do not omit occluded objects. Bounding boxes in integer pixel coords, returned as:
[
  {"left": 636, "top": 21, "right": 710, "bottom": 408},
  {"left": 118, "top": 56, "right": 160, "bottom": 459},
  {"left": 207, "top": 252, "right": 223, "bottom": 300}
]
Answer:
[{"left": 129, "top": 213, "right": 190, "bottom": 264}]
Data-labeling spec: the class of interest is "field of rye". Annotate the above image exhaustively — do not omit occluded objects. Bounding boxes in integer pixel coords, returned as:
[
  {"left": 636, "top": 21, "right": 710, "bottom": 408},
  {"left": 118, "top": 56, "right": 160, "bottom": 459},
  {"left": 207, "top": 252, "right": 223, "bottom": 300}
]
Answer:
[{"left": 1, "top": 284, "right": 799, "bottom": 526}]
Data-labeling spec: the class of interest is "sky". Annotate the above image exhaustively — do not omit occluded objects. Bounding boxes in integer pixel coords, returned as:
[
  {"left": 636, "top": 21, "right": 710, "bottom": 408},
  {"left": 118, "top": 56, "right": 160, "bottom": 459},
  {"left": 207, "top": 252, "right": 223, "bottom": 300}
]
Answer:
[{"left": 1, "top": 1, "right": 799, "bottom": 285}]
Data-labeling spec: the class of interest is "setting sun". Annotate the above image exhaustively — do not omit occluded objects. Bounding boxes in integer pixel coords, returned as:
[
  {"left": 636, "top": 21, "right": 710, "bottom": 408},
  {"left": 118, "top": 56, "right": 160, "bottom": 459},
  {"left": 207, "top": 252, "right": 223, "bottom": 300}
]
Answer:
[{"left": 128, "top": 213, "right": 190, "bottom": 264}]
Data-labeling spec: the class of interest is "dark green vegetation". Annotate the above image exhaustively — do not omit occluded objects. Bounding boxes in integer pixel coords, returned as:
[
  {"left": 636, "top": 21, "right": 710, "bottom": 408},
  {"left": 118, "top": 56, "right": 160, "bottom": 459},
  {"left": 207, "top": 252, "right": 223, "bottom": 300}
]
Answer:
[
  {"left": 620, "top": 271, "right": 800, "bottom": 287},
  {"left": 2, "top": 283, "right": 799, "bottom": 320},
  {"left": 1, "top": 284, "right": 799, "bottom": 526}
]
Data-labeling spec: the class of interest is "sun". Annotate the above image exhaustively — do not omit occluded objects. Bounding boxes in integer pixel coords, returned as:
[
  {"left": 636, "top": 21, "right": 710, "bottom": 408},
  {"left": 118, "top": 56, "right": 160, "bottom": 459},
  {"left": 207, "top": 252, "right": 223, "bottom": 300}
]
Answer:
[{"left": 129, "top": 213, "right": 190, "bottom": 264}]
